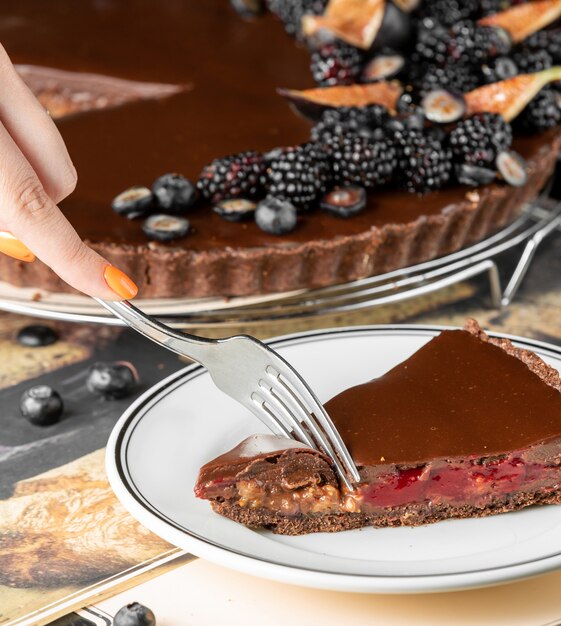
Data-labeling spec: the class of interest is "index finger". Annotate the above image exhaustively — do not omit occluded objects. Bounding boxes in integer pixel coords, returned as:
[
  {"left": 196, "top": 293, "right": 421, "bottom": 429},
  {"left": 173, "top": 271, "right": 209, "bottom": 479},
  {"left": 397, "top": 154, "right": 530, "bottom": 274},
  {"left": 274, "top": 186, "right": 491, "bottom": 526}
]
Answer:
[{"left": 0, "top": 44, "right": 77, "bottom": 204}]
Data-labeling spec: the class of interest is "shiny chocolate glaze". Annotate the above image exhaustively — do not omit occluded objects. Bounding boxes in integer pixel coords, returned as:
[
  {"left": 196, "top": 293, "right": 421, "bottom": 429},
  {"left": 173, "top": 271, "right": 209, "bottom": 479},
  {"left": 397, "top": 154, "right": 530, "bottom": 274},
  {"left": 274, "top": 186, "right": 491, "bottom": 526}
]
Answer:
[
  {"left": 1, "top": 0, "right": 315, "bottom": 248},
  {"left": 0, "top": 0, "right": 556, "bottom": 253},
  {"left": 326, "top": 329, "right": 561, "bottom": 466}
]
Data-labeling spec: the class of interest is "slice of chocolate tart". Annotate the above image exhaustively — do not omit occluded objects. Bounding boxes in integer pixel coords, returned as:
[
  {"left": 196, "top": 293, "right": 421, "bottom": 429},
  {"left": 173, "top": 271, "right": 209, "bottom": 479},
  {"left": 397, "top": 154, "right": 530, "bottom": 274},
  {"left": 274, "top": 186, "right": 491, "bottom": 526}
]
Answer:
[{"left": 195, "top": 320, "right": 561, "bottom": 535}]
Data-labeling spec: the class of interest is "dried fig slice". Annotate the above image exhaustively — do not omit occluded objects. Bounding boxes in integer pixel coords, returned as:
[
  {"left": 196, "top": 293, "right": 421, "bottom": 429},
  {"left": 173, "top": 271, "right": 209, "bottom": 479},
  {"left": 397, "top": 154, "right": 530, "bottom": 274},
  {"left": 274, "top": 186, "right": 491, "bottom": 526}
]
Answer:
[
  {"left": 278, "top": 81, "right": 402, "bottom": 120},
  {"left": 392, "top": 0, "right": 419, "bottom": 11},
  {"left": 478, "top": 0, "right": 561, "bottom": 45},
  {"left": 362, "top": 52, "right": 405, "bottom": 81},
  {"left": 465, "top": 67, "right": 561, "bottom": 122},
  {"left": 302, "top": 0, "right": 386, "bottom": 50}
]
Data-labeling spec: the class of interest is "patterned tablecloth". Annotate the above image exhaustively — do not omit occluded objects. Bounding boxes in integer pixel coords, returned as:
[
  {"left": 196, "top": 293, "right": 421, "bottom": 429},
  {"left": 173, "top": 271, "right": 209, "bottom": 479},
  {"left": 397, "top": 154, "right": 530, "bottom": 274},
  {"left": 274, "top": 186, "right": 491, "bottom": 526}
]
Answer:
[{"left": 1, "top": 231, "right": 561, "bottom": 626}]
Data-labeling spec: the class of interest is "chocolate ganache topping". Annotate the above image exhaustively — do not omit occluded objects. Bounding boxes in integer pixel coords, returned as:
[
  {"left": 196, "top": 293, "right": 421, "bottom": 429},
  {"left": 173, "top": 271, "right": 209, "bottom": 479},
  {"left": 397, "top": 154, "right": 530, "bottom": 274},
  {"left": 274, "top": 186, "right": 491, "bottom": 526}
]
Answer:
[
  {"left": 1, "top": 1, "right": 560, "bottom": 298},
  {"left": 326, "top": 327, "right": 561, "bottom": 466}
]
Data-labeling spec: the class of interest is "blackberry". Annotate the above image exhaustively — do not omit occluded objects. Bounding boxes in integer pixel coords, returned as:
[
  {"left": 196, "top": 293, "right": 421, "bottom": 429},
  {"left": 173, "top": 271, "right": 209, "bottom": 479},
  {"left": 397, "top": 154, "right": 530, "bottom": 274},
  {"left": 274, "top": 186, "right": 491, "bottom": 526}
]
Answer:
[
  {"left": 414, "top": 18, "right": 450, "bottom": 65},
  {"left": 331, "top": 134, "right": 396, "bottom": 189},
  {"left": 517, "top": 88, "right": 561, "bottom": 132},
  {"left": 266, "top": 0, "right": 327, "bottom": 36},
  {"left": 311, "top": 105, "right": 389, "bottom": 151},
  {"left": 448, "top": 21, "right": 511, "bottom": 63},
  {"left": 408, "top": 59, "right": 479, "bottom": 96},
  {"left": 303, "top": 142, "right": 332, "bottom": 190},
  {"left": 197, "top": 150, "right": 265, "bottom": 203},
  {"left": 415, "top": 0, "right": 479, "bottom": 27},
  {"left": 478, "top": 0, "right": 521, "bottom": 17},
  {"left": 310, "top": 41, "right": 364, "bottom": 87},
  {"left": 480, "top": 56, "right": 518, "bottom": 84},
  {"left": 391, "top": 128, "right": 452, "bottom": 194},
  {"left": 526, "top": 29, "right": 561, "bottom": 65},
  {"left": 449, "top": 113, "right": 512, "bottom": 167},
  {"left": 262, "top": 144, "right": 330, "bottom": 209},
  {"left": 512, "top": 48, "right": 553, "bottom": 74}
]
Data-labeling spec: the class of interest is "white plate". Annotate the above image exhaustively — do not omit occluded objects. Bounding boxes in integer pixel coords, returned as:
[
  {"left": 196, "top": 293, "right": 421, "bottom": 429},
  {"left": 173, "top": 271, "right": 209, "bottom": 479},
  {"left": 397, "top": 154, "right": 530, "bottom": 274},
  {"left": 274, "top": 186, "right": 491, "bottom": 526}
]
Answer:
[{"left": 106, "top": 325, "right": 561, "bottom": 594}]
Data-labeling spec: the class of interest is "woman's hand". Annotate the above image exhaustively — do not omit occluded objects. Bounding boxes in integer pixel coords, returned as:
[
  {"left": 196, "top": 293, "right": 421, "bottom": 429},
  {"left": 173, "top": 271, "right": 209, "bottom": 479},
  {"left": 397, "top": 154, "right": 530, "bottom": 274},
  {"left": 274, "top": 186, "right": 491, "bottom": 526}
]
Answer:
[{"left": 0, "top": 45, "right": 138, "bottom": 300}]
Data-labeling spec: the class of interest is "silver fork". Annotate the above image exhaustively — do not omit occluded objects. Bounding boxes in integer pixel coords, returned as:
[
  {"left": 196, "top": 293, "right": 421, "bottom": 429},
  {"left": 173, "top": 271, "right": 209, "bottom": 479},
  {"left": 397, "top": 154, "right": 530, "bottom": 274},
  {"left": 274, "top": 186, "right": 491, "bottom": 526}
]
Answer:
[{"left": 95, "top": 298, "right": 360, "bottom": 490}]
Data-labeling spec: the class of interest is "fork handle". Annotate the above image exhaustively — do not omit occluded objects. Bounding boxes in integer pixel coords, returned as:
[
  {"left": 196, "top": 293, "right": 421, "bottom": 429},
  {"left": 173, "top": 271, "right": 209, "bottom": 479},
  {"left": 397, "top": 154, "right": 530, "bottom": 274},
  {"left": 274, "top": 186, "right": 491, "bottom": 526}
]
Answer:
[{"left": 94, "top": 299, "right": 217, "bottom": 365}]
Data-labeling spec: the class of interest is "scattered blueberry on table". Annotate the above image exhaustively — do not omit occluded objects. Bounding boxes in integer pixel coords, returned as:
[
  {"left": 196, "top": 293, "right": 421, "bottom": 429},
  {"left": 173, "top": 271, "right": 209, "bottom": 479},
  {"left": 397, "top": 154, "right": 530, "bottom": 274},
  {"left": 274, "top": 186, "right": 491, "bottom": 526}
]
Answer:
[
  {"left": 114, "top": 602, "right": 156, "bottom": 626},
  {"left": 20, "top": 385, "right": 64, "bottom": 426},
  {"left": 86, "top": 362, "right": 138, "bottom": 399},
  {"left": 16, "top": 325, "right": 59, "bottom": 348}
]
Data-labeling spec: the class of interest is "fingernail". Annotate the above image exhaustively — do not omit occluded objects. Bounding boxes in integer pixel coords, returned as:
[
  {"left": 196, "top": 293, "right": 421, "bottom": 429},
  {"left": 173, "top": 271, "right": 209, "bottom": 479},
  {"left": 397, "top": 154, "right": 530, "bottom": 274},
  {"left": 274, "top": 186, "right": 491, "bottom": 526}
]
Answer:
[
  {"left": 104, "top": 265, "right": 138, "bottom": 300},
  {"left": 0, "top": 232, "right": 35, "bottom": 263}
]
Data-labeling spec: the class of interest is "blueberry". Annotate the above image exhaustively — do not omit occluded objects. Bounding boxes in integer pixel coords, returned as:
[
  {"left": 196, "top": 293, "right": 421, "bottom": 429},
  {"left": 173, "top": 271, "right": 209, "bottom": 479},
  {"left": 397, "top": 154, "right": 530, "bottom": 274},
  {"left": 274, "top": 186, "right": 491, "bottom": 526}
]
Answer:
[
  {"left": 114, "top": 602, "right": 156, "bottom": 626},
  {"left": 152, "top": 173, "right": 197, "bottom": 213},
  {"left": 455, "top": 164, "right": 497, "bottom": 187},
  {"left": 17, "top": 325, "right": 59, "bottom": 347},
  {"left": 373, "top": 2, "right": 411, "bottom": 51},
  {"left": 396, "top": 92, "right": 421, "bottom": 116},
  {"left": 112, "top": 186, "right": 154, "bottom": 219},
  {"left": 213, "top": 198, "right": 256, "bottom": 221},
  {"left": 86, "top": 362, "right": 138, "bottom": 399},
  {"left": 255, "top": 196, "right": 297, "bottom": 235},
  {"left": 421, "top": 89, "right": 466, "bottom": 124},
  {"left": 362, "top": 53, "right": 405, "bottom": 82},
  {"left": 320, "top": 186, "right": 367, "bottom": 217},
  {"left": 480, "top": 57, "right": 518, "bottom": 84},
  {"left": 20, "top": 386, "right": 64, "bottom": 426},
  {"left": 230, "top": 0, "right": 265, "bottom": 18},
  {"left": 142, "top": 214, "right": 190, "bottom": 242},
  {"left": 496, "top": 151, "right": 528, "bottom": 187}
]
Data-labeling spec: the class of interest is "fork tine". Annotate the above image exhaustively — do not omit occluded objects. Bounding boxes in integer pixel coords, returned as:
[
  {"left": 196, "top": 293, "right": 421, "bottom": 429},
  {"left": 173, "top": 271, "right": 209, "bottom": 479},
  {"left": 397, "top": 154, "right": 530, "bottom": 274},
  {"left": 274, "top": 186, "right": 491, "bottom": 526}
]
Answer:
[
  {"left": 249, "top": 391, "right": 294, "bottom": 439},
  {"left": 271, "top": 378, "right": 357, "bottom": 490},
  {"left": 292, "top": 387, "right": 361, "bottom": 483},
  {"left": 255, "top": 382, "right": 362, "bottom": 491},
  {"left": 256, "top": 381, "right": 316, "bottom": 448},
  {"left": 266, "top": 364, "right": 361, "bottom": 485}
]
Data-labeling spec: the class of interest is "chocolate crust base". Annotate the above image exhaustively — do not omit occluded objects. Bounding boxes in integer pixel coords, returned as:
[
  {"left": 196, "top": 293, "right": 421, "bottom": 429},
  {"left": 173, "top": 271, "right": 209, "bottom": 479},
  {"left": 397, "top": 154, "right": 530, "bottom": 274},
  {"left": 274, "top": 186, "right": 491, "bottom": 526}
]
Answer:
[
  {"left": 211, "top": 490, "right": 561, "bottom": 535},
  {"left": 2, "top": 117, "right": 560, "bottom": 299}
]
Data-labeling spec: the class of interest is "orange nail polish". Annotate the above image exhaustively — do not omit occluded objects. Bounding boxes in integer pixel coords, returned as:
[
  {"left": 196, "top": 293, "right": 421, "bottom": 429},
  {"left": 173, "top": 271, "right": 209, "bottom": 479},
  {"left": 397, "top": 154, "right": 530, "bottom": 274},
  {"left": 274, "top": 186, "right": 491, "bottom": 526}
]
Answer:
[
  {"left": 0, "top": 232, "right": 35, "bottom": 263},
  {"left": 104, "top": 265, "right": 139, "bottom": 300}
]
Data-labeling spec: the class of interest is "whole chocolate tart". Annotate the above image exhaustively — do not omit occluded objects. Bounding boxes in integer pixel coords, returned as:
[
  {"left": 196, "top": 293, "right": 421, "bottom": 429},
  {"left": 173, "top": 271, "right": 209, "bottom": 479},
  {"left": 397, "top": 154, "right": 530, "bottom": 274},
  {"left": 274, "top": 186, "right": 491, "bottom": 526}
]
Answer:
[
  {"left": 196, "top": 320, "right": 561, "bottom": 534},
  {"left": 1, "top": 1, "right": 560, "bottom": 298}
]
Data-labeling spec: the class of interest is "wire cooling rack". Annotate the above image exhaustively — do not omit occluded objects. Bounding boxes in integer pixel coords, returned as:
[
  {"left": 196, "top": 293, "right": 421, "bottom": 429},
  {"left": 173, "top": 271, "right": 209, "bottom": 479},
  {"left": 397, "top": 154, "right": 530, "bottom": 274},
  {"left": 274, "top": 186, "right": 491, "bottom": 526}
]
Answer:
[{"left": 0, "top": 195, "right": 559, "bottom": 327}]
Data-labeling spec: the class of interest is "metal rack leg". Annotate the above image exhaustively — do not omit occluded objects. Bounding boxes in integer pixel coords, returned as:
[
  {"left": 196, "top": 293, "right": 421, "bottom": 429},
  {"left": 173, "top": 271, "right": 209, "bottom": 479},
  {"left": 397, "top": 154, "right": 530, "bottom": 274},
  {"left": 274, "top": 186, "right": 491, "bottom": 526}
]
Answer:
[
  {"left": 501, "top": 212, "right": 561, "bottom": 308},
  {"left": 485, "top": 260, "right": 502, "bottom": 309}
]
